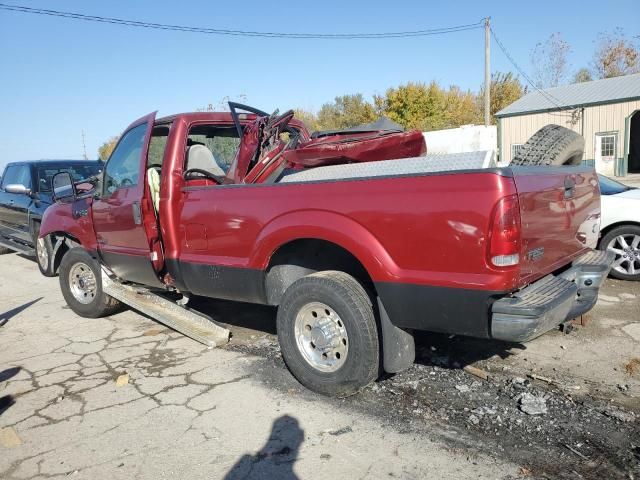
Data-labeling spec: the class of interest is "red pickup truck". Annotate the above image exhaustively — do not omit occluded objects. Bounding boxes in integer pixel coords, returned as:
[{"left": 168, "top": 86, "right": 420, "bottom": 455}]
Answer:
[{"left": 40, "top": 104, "right": 612, "bottom": 396}]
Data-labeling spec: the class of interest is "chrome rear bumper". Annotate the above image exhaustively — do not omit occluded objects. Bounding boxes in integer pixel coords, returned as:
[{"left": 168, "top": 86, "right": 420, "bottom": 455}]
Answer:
[{"left": 490, "top": 250, "right": 614, "bottom": 342}]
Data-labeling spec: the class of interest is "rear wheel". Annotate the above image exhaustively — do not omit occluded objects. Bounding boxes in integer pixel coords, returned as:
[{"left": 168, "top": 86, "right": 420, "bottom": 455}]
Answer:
[
  {"left": 0, "top": 246, "right": 10, "bottom": 255},
  {"left": 59, "top": 248, "right": 122, "bottom": 318},
  {"left": 276, "top": 271, "right": 380, "bottom": 397},
  {"left": 510, "top": 124, "right": 585, "bottom": 167},
  {"left": 599, "top": 225, "right": 640, "bottom": 281}
]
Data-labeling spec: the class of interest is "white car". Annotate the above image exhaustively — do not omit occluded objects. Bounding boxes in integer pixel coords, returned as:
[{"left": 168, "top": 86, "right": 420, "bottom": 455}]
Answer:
[{"left": 598, "top": 175, "right": 640, "bottom": 281}]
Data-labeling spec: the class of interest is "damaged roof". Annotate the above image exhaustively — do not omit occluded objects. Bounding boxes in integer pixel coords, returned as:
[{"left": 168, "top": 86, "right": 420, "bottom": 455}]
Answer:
[{"left": 496, "top": 73, "right": 640, "bottom": 117}]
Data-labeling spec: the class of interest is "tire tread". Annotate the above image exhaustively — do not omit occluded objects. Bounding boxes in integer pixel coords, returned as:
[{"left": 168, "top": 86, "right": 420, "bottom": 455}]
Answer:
[{"left": 511, "top": 124, "right": 584, "bottom": 167}]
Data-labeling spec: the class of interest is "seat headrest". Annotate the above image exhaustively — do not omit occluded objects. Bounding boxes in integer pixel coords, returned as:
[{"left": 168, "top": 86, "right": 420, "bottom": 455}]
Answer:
[{"left": 186, "top": 145, "right": 226, "bottom": 177}]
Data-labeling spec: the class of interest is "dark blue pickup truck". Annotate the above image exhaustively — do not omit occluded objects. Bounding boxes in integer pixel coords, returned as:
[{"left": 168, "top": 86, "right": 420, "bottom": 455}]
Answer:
[{"left": 0, "top": 160, "right": 103, "bottom": 275}]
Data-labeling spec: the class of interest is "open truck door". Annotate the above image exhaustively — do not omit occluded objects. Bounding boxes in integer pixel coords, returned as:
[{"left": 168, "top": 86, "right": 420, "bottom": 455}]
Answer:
[{"left": 91, "top": 112, "right": 164, "bottom": 288}]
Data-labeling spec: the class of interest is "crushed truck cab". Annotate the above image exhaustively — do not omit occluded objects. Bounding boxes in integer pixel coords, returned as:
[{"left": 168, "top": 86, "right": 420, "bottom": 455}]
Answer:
[{"left": 40, "top": 104, "right": 612, "bottom": 396}]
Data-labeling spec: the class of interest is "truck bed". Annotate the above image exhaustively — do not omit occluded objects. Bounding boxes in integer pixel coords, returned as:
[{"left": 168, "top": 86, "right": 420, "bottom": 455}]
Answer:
[{"left": 279, "top": 151, "right": 496, "bottom": 183}]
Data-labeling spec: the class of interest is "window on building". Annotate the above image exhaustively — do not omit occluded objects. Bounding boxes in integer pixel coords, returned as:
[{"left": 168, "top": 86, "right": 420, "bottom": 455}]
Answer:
[
  {"left": 596, "top": 133, "right": 617, "bottom": 160},
  {"left": 511, "top": 144, "right": 524, "bottom": 159}
]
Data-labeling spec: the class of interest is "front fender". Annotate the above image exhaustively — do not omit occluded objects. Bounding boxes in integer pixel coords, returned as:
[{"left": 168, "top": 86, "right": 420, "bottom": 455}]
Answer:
[
  {"left": 39, "top": 197, "right": 98, "bottom": 251},
  {"left": 249, "top": 209, "right": 401, "bottom": 282}
]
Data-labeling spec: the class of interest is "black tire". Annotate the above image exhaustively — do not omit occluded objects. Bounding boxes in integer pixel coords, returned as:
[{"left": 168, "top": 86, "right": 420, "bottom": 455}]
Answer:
[
  {"left": 0, "top": 246, "right": 10, "bottom": 255},
  {"left": 598, "top": 225, "right": 640, "bottom": 281},
  {"left": 510, "top": 124, "right": 585, "bottom": 167},
  {"left": 59, "top": 248, "right": 122, "bottom": 318},
  {"left": 276, "top": 271, "right": 380, "bottom": 397},
  {"left": 34, "top": 225, "right": 56, "bottom": 277}
]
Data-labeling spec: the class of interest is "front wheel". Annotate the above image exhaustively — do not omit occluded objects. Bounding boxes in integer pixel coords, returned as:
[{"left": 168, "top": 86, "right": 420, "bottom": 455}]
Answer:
[
  {"left": 599, "top": 225, "right": 640, "bottom": 281},
  {"left": 58, "top": 248, "right": 122, "bottom": 318},
  {"left": 276, "top": 271, "right": 380, "bottom": 397},
  {"left": 35, "top": 233, "right": 56, "bottom": 277}
]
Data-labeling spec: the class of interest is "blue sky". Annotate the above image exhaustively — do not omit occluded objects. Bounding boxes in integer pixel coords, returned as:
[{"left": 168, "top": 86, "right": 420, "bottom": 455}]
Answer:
[{"left": 0, "top": 0, "right": 638, "bottom": 167}]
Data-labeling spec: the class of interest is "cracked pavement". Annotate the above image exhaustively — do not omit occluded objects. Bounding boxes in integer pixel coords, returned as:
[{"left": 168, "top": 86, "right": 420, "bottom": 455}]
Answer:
[{"left": 0, "top": 253, "right": 516, "bottom": 479}]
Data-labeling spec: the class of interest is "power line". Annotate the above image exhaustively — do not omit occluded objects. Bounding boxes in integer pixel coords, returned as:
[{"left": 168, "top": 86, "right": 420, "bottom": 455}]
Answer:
[
  {"left": 0, "top": 3, "right": 483, "bottom": 39},
  {"left": 489, "top": 26, "right": 573, "bottom": 113}
]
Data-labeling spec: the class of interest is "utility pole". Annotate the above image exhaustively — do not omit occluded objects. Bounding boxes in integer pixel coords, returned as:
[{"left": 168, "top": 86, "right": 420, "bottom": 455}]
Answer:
[
  {"left": 81, "top": 130, "right": 88, "bottom": 160},
  {"left": 484, "top": 17, "right": 491, "bottom": 127}
]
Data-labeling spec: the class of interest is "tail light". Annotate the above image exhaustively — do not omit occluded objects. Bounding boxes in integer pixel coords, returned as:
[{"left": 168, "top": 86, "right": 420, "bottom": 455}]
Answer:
[{"left": 489, "top": 194, "right": 521, "bottom": 267}]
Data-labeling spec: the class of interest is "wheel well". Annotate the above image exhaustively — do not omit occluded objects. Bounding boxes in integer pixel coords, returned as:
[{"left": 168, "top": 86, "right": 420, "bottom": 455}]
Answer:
[
  {"left": 47, "top": 232, "right": 82, "bottom": 274},
  {"left": 598, "top": 221, "right": 640, "bottom": 247},
  {"left": 264, "top": 239, "right": 375, "bottom": 305}
]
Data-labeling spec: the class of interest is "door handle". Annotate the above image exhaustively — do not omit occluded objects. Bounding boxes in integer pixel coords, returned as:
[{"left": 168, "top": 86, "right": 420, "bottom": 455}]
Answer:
[
  {"left": 564, "top": 177, "right": 576, "bottom": 199},
  {"left": 132, "top": 202, "right": 142, "bottom": 225}
]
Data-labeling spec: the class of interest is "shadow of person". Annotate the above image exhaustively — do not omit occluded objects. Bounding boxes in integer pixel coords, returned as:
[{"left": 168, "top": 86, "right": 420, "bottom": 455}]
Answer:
[
  {"left": 0, "top": 298, "right": 42, "bottom": 327},
  {"left": 0, "top": 367, "right": 20, "bottom": 417},
  {"left": 224, "top": 415, "right": 304, "bottom": 480}
]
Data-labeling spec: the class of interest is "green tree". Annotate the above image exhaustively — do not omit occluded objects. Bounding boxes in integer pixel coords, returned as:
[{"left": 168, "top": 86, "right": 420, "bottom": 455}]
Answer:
[
  {"left": 98, "top": 136, "right": 119, "bottom": 161},
  {"left": 572, "top": 68, "right": 593, "bottom": 83},
  {"left": 478, "top": 72, "right": 525, "bottom": 124},
  {"left": 293, "top": 108, "right": 321, "bottom": 132},
  {"left": 443, "top": 86, "right": 482, "bottom": 127},
  {"left": 316, "top": 94, "right": 377, "bottom": 130},
  {"left": 376, "top": 82, "right": 449, "bottom": 131},
  {"left": 592, "top": 29, "right": 640, "bottom": 78}
]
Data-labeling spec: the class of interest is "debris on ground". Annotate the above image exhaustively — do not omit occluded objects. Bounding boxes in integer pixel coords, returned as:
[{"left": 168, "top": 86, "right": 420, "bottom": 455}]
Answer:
[
  {"left": 511, "top": 377, "right": 529, "bottom": 390},
  {"left": 455, "top": 384, "right": 470, "bottom": 393},
  {"left": 143, "top": 328, "right": 164, "bottom": 336},
  {"left": 0, "top": 427, "right": 22, "bottom": 448},
  {"left": 601, "top": 406, "right": 636, "bottom": 423},
  {"left": 518, "top": 393, "right": 548, "bottom": 415},
  {"left": 528, "top": 373, "right": 556, "bottom": 385},
  {"left": 463, "top": 365, "right": 489, "bottom": 380},
  {"left": 115, "top": 373, "right": 129, "bottom": 387},
  {"left": 327, "top": 426, "right": 353, "bottom": 436},
  {"left": 564, "top": 443, "right": 589, "bottom": 460},
  {"left": 625, "top": 357, "right": 640, "bottom": 376},
  {"left": 518, "top": 466, "right": 532, "bottom": 476}
]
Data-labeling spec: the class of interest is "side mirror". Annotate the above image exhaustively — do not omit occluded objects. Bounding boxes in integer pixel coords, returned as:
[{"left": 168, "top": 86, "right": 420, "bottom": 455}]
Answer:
[
  {"left": 52, "top": 172, "right": 76, "bottom": 201},
  {"left": 4, "top": 184, "right": 31, "bottom": 195}
]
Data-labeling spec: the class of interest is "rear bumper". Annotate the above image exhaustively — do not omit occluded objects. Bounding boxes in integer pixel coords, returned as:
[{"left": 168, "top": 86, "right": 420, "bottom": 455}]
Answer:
[{"left": 490, "top": 250, "right": 614, "bottom": 342}]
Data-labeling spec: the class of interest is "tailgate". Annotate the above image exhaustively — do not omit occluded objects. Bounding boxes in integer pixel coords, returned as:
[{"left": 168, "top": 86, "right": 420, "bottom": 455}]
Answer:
[{"left": 511, "top": 166, "right": 601, "bottom": 286}]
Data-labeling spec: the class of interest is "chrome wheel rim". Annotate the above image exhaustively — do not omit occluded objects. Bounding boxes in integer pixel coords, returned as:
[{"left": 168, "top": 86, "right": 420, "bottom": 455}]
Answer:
[
  {"left": 607, "top": 234, "right": 640, "bottom": 276},
  {"left": 294, "top": 302, "right": 348, "bottom": 372},
  {"left": 69, "top": 262, "right": 97, "bottom": 304},
  {"left": 36, "top": 238, "right": 48, "bottom": 269}
]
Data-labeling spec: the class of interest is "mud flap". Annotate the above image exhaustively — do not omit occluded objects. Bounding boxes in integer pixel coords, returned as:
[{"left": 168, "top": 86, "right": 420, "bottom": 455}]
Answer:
[{"left": 377, "top": 297, "right": 415, "bottom": 373}]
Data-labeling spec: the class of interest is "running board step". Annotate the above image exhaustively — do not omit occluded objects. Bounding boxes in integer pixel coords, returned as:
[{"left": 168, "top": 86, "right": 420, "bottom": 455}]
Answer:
[
  {"left": 101, "top": 271, "right": 230, "bottom": 348},
  {"left": 0, "top": 238, "right": 35, "bottom": 256}
]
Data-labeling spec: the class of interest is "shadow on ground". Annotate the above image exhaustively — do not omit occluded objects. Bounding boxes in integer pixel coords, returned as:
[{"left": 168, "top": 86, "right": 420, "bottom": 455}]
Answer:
[
  {"left": 191, "top": 297, "right": 277, "bottom": 335},
  {"left": 224, "top": 415, "right": 304, "bottom": 480},
  {"left": 0, "top": 298, "right": 42, "bottom": 327},
  {"left": 413, "top": 331, "right": 525, "bottom": 369},
  {"left": 0, "top": 367, "right": 20, "bottom": 417},
  {"left": 192, "top": 295, "right": 524, "bottom": 369},
  {"left": 185, "top": 295, "right": 526, "bottom": 371}
]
